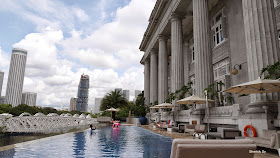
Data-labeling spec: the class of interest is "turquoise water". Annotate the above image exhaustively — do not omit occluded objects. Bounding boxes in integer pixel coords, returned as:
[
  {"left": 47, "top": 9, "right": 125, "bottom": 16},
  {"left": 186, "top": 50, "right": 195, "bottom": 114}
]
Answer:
[{"left": 0, "top": 126, "right": 173, "bottom": 158}]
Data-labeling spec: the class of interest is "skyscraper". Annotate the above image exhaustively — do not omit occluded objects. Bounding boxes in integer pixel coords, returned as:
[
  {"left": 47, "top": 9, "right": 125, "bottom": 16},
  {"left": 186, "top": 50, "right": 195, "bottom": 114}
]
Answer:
[
  {"left": 122, "top": 90, "right": 129, "bottom": 101},
  {"left": 70, "top": 97, "right": 77, "bottom": 111},
  {"left": 115, "top": 88, "right": 122, "bottom": 93},
  {"left": 0, "top": 70, "right": 4, "bottom": 97},
  {"left": 135, "top": 90, "right": 141, "bottom": 99},
  {"left": 76, "top": 74, "right": 89, "bottom": 112},
  {"left": 5, "top": 48, "right": 28, "bottom": 107},
  {"left": 21, "top": 92, "right": 37, "bottom": 106},
  {"left": 94, "top": 98, "right": 102, "bottom": 114}
]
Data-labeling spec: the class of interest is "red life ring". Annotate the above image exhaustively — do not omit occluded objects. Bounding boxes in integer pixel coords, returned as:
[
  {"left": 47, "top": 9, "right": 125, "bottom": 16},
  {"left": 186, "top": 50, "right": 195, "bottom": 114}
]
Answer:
[{"left": 244, "top": 125, "right": 257, "bottom": 137}]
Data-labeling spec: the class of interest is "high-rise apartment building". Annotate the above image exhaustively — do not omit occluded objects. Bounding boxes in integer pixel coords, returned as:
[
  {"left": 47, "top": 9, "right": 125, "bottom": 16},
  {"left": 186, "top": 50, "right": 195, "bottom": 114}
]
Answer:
[
  {"left": 70, "top": 97, "right": 77, "bottom": 111},
  {"left": 115, "top": 88, "right": 122, "bottom": 93},
  {"left": 21, "top": 92, "right": 37, "bottom": 106},
  {"left": 0, "top": 96, "right": 5, "bottom": 104},
  {"left": 0, "top": 71, "right": 4, "bottom": 97},
  {"left": 135, "top": 90, "right": 142, "bottom": 99},
  {"left": 122, "top": 90, "right": 129, "bottom": 101},
  {"left": 76, "top": 74, "right": 89, "bottom": 112},
  {"left": 93, "top": 98, "right": 102, "bottom": 114},
  {"left": 5, "top": 48, "right": 28, "bottom": 107}
]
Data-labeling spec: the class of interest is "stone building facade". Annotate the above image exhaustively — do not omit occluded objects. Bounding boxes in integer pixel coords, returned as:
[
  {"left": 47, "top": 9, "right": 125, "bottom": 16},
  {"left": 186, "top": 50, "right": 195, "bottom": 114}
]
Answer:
[{"left": 140, "top": 0, "right": 280, "bottom": 136}]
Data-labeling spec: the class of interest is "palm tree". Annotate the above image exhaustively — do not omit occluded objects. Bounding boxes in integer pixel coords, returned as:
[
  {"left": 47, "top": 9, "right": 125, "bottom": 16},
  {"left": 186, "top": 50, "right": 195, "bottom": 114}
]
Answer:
[{"left": 100, "top": 90, "right": 128, "bottom": 111}]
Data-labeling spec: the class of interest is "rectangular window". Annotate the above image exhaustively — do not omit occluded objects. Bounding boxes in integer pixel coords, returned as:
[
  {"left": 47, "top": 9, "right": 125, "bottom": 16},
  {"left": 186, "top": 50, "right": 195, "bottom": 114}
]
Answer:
[
  {"left": 190, "top": 75, "right": 196, "bottom": 95},
  {"left": 212, "top": 9, "right": 225, "bottom": 47},
  {"left": 213, "top": 58, "right": 230, "bottom": 81},
  {"left": 190, "top": 45, "right": 195, "bottom": 62}
]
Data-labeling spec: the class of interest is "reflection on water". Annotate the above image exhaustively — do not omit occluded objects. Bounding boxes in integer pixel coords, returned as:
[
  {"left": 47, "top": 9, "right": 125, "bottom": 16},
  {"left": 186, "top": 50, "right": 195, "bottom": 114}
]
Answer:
[
  {"left": 0, "top": 133, "right": 53, "bottom": 147},
  {"left": 0, "top": 126, "right": 172, "bottom": 158},
  {"left": 0, "top": 148, "right": 15, "bottom": 158},
  {"left": 73, "top": 132, "right": 86, "bottom": 158}
]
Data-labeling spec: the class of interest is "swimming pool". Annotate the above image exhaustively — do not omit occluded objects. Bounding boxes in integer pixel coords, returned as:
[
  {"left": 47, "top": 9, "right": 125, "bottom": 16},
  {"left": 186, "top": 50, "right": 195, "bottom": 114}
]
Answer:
[{"left": 0, "top": 126, "right": 173, "bottom": 158}]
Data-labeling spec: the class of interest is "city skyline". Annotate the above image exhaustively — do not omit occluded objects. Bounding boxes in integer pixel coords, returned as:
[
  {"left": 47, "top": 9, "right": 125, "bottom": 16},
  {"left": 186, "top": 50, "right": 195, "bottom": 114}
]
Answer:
[{"left": 0, "top": 0, "right": 155, "bottom": 108}]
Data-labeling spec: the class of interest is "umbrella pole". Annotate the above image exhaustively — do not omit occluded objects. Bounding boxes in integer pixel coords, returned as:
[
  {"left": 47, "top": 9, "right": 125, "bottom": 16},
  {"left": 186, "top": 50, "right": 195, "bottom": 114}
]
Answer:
[{"left": 205, "top": 90, "right": 209, "bottom": 133}]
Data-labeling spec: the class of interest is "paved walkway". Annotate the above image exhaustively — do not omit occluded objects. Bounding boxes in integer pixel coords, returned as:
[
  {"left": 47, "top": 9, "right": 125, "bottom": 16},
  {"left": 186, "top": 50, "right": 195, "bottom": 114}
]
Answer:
[{"left": 141, "top": 125, "right": 278, "bottom": 158}]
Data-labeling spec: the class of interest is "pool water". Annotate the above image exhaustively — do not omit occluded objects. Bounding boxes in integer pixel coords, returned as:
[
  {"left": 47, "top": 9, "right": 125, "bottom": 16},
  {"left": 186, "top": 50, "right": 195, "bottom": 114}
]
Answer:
[{"left": 0, "top": 126, "right": 173, "bottom": 158}]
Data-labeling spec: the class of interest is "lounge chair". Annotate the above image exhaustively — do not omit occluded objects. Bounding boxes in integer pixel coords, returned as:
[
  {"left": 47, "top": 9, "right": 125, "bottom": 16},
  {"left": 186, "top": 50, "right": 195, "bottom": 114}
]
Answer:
[
  {"left": 170, "top": 139, "right": 256, "bottom": 158},
  {"left": 194, "top": 124, "right": 206, "bottom": 133},
  {"left": 207, "top": 127, "right": 241, "bottom": 139},
  {"left": 246, "top": 129, "right": 280, "bottom": 156}
]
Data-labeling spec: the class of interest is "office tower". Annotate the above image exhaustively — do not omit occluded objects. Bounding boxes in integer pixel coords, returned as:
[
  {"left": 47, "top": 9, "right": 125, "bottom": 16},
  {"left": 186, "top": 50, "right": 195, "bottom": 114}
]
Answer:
[
  {"left": 21, "top": 92, "right": 37, "bottom": 106},
  {"left": 0, "top": 71, "right": 4, "bottom": 97},
  {"left": 135, "top": 90, "right": 142, "bottom": 99},
  {"left": 5, "top": 48, "right": 28, "bottom": 107},
  {"left": 115, "top": 88, "right": 122, "bottom": 93},
  {"left": 70, "top": 97, "right": 77, "bottom": 111},
  {"left": 122, "top": 90, "right": 129, "bottom": 101},
  {"left": 94, "top": 98, "right": 102, "bottom": 113},
  {"left": 0, "top": 96, "right": 5, "bottom": 104},
  {"left": 76, "top": 74, "right": 89, "bottom": 112}
]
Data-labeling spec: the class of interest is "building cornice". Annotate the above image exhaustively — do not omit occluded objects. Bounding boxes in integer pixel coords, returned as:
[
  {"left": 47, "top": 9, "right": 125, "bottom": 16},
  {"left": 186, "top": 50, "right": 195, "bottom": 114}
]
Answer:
[{"left": 139, "top": 0, "right": 168, "bottom": 52}]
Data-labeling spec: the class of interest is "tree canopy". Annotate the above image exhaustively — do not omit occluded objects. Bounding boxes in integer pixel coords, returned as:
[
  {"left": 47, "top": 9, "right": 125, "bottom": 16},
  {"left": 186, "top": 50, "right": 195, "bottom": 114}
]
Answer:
[
  {"left": 100, "top": 90, "right": 128, "bottom": 111},
  {"left": 0, "top": 104, "right": 96, "bottom": 117}
]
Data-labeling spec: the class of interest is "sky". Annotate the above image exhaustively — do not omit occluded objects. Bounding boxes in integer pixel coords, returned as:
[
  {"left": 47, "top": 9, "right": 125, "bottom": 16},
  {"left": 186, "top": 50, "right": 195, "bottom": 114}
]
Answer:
[{"left": 0, "top": 0, "right": 156, "bottom": 110}]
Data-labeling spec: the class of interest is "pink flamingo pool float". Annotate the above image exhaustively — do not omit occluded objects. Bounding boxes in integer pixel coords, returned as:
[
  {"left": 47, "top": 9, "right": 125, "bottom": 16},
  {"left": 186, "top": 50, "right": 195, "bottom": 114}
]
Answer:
[{"left": 112, "top": 122, "right": 121, "bottom": 129}]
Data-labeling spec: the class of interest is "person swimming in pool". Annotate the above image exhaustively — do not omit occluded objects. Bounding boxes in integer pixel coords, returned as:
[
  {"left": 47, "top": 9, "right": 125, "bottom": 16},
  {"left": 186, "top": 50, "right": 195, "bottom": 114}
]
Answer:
[
  {"left": 89, "top": 124, "right": 96, "bottom": 135},
  {"left": 90, "top": 124, "right": 96, "bottom": 130}
]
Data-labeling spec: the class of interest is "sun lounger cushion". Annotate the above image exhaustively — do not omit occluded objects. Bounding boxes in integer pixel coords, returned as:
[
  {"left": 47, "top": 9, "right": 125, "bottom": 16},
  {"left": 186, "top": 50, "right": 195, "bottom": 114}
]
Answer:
[{"left": 171, "top": 139, "right": 256, "bottom": 158}]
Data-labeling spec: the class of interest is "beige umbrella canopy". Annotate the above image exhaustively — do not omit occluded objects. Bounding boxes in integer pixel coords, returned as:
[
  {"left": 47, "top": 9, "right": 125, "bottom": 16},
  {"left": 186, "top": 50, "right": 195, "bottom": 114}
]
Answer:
[
  {"left": 224, "top": 77, "right": 280, "bottom": 94},
  {"left": 106, "top": 107, "right": 119, "bottom": 121},
  {"left": 150, "top": 106, "right": 160, "bottom": 109},
  {"left": 155, "top": 103, "right": 178, "bottom": 109},
  {"left": 176, "top": 95, "right": 215, "bottom": 105},
  {"left": 105, "top": 107, "right": 119, "bottom": 112}
]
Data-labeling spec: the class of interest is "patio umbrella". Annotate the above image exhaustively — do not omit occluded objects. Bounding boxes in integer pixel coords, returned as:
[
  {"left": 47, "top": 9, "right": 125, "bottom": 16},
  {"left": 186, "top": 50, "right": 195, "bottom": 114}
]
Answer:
[
  {"left": 224, "top": 77, "right": 280, "bottom": 94},
  {"left": 155, "top": 103, "right": 178, "bottom": 109},
  {"left": 176, "top": 94, "right": 214, "bottom": 133},
  {"left": 176, "top": 95, "right": 215, "bottom": 105},
  {"left": 106, "top": 107, "right": 119, "bottom": 121},
  {"left": 150, "top": 106, "right": 160, "bottom": 109},
  {"left": 106, "top": 107, "right": 119, "bottom": 112}
]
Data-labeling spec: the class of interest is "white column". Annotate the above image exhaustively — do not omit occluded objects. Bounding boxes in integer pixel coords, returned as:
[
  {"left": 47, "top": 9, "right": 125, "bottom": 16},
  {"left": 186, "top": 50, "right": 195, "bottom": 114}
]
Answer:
[
  {"left": 242, "top": 0, "right": 280, "bottom": 113},
  {"left": 170, "top": 13, "right": 184, "bottom": 94},
  {"left": 193, "top": 0, "right": 214, "bottom": 98},
  {"left": 150, "top": 50, "right": 158, "bottom": 105},
  {"left": 144, "top": 59, "right": 150, "bottom": 106},
  {"left": 183, "top": 43, "right": 191, "bottom": 86},
  {"left": 158, "top": 35, "right": 169, "bottom": 104}
]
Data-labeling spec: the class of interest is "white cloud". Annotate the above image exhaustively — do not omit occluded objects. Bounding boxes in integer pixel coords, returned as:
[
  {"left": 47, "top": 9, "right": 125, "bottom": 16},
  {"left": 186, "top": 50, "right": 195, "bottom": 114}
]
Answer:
[
  {"left": 0, "top": 0, "right": 155, "bottom": 108},
  {"left": 60, "top": 0, "right": 155, "bottom": 69},
  {"left": 0, "top": 0, "right": 90, "bottom": 31}
]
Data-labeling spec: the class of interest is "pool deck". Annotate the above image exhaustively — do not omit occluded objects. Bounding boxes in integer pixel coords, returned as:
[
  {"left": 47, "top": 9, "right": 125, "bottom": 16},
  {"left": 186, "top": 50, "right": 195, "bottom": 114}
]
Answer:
[{"left": 140, "top": 125, "right": 279, "bottom": 158}]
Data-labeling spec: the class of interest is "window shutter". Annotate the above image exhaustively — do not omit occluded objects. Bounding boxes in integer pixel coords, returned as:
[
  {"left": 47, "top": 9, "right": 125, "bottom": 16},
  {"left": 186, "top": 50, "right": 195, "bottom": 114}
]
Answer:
[
  {"left": 222, "top": 17, "right": 228, "bottom": 39},
  {"left": 212, "top": 29, "right": 215, "bottom": 48},
  {"left": 225, "top": 75, "right": 231, "bottom": 89}
]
